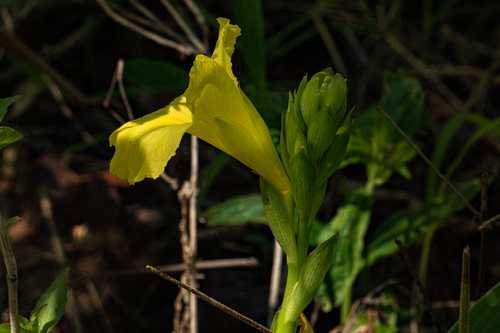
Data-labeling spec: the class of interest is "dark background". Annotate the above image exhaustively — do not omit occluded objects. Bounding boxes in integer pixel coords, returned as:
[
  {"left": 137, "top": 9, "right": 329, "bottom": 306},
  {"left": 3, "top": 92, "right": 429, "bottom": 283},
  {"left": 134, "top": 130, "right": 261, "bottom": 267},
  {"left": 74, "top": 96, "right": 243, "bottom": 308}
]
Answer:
[{"left": 1, "top": 0, "right": 500, "bottom": 332}]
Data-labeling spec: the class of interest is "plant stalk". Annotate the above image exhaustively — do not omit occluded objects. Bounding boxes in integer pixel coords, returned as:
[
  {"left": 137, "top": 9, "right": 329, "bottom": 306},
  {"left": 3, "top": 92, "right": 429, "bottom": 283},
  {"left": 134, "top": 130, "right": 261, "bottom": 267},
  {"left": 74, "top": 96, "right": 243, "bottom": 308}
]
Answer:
[{"left": 0, "top": 213, "right": 20, "bottom": 333}]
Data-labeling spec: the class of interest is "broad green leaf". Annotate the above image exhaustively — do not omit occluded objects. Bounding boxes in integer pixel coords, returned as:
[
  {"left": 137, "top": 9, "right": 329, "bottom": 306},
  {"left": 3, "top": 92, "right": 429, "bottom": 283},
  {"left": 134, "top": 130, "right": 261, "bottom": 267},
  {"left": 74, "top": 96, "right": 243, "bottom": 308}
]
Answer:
[
  {"left": 318, "top": 193, "right": 371, "bottom": 314},
  {"left": 0, "top": 95, "right": 20, "bottom": 122},
  {"left": 202, "top": 194, "right": 266, "bottom": 226},
  {"left": 332, "top": 194, "right": 371, "bottom": 308},
  {"left": 29, "top": 305, "right": 46, "bottom": 333},
  {"left": 448, "top": 281, "right": 500, "bottom": 333},
  {"left": 339, "top": 72, "right": 423, "bottom": 186},
  {"left": 0, "top": 126, "right": 23, "bottom": 150},
  {"left": 31, "top": 268, "right": 69, "bottom": 333},
  {"left": 4, "top": 216, "right": 21, "bottom": 229},
  {"left": 123, "top": 59, "right": 188, "bottom": 94},
  {"left": 284, "top": 234, "right": 339, "bottom": 323}
]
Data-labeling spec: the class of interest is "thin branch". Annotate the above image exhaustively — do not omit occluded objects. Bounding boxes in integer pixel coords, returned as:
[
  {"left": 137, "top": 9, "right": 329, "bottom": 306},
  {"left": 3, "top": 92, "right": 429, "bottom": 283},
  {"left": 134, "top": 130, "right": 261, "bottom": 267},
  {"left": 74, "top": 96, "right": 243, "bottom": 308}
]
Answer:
[
  {"left": 95, "top": 0, "right": 197, "bottom": 56},
  {"left": 459, "top": 247, "right": 471, "bottom": 333},
  {"left": 476, "top": 173, "right": 488, "bottom": 299},
  {"left": 42, "top": 73, "right": 109, "bottom": 157},
  {"left": 0, "top": 27, "right": 95, "bottom": 106},
  {"left": 39, "top": 188, "right": 84, "bottom": 333},
  {"left": 478, "top": 212, "right": 500, "bottom": 230},
  {"left": 378, "top": 107, "right": 480, "bottom": 219},
  {"left": 182, "top": 0, "right": 209, "bottom": 49},
  {"left": 267, "top": 240, "right": 283, "bottom": 327},
  {"left": 384, "top": 32, "right": 468, "bottom": 113},
  {"left": 158, "top": 0, "right": 207, "bottom": 54},
  {"left": 86, "top": 281, "right": 115, "bottom": 333},
  {"left": 0, "top": 213, "right": 20, "bottom": 333},
  {"left": 126, "top": 0, "right": 185, "bottom": 42},
  {"left": 70, "top": 257, "right": 259, "bottom": 286},
  {"left": 146, "top": 265, "right": 273, "bottom": 333},
  {"left": 311, "top": 13, "right": 348, "bottom": 76},
  {"left": 188, "top": 135, "right": 199, "bottom": 333},
  {"left": 395, "top": 239, "right": 443, "bottom": 333},
  {"left": 113, "top": 59, "right": 134, "bottom": 121}
]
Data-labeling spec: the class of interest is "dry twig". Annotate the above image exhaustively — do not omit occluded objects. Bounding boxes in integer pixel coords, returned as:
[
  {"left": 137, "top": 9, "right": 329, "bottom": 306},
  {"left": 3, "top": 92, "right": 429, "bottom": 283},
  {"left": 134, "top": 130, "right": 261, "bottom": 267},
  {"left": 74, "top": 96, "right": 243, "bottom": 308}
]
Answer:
[
  {"left": 378, "top": 107, "right": 480, "bottom": 220},
  {"left": 395, "top": 239, "right": 443, "bottom": 333},
  {"left": 95, "top": 0, "right": 199, "bottom": 56},
  {"left": 147, "top": 265, "right": 273, "bottom": 333},
  {"left": 0, "top": 213, "right": 20, "bottom": 333}
]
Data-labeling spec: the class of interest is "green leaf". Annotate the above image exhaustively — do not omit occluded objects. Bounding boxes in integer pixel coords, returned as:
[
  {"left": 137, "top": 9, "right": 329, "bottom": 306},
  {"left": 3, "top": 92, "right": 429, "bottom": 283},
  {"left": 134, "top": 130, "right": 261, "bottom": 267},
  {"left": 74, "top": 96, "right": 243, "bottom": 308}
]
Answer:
[
  {"left": 284, "top": 233, "right": 339, "bottom": 323},
  {"left": 379, "top": 71, "right": 424, "bottom": 141},
  {"left": 339, "top": 72, "right": 423, "bottom": 187},
  {"left": 202, "top": 194, "right": 266, "bottom": 226},
  {"left": 0, "top": 95, "right": 20, "bottom": 122},
  {"left": 331, "top": 193, "right": 371, "bottom": 307},
  {"left": 448, "top": 280, "right": 500, "bottom": 333},
  {"left": 4, "top": 216, "right": 21, "bottom": 229},
  {"left": 30, "top": 268, "right": 69, "bottom": 333},
  {"left": 260, "top": 177, "right": 297, "bottom": 263},
  {"left": 123, "top": 59, "right": 188, "bottom": 94},
  {"left": 18, "top": 315, "right": 31, "bottom": 331},
  {"left": 0, "top": 126, "right": 23, "bottom": 150},
  {"left": 0, "top": 323, "right": 32, "bottom": 333}
]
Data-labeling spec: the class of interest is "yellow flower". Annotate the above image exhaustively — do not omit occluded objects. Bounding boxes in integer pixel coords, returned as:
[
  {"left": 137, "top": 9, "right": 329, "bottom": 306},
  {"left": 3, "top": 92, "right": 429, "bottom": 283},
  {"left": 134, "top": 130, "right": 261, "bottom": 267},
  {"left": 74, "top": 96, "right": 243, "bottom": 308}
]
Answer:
[{"left": 109, "top": 18, "right": 290, "bottom": 195}]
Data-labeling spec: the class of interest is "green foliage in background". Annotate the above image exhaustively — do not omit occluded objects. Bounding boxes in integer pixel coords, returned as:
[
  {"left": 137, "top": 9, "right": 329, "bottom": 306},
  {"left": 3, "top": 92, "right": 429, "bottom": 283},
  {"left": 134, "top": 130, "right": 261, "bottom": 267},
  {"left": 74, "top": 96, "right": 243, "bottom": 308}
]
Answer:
[{"left": 0, "top": 96, "right": 23, "bottom": 150}]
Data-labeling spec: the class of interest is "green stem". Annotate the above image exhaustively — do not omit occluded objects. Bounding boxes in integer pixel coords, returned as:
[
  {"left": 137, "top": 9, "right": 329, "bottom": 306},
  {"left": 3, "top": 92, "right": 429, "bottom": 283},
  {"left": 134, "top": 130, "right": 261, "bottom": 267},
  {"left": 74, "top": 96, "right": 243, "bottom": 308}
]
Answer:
[
  {"left": 273, "top": 317, "right": 296, "bottom": 333},
  {"left": 272, "top": 259, "right": 298, "bottom": 333},
  {"left": 341, "top": 286, "right": 352, "bottom": 322},
  {"left": 418, "top": 222, "right": 438, "bottom": 320},
  {"left": 296, "top": 214, "right": 311, "bottom": 270}
]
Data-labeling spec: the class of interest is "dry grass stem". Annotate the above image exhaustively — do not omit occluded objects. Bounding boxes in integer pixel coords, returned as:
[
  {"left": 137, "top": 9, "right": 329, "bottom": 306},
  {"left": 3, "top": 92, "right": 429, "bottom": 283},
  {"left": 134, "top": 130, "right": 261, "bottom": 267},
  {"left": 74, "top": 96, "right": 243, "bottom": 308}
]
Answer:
[
  {"left": 147, "top": 265, "right": 273, "bottom": 333},
  {"left": 395, "top": 239, "right": 443, "bottom": 333},
  {"left": 378, "top": 107, "right": 480, "bottom": 219},
  {"left": 0, "top": 213, "right": 20, "bottom": 333},
  {"left": 95, "top": 0, "right": 198, "bottom": 56}
]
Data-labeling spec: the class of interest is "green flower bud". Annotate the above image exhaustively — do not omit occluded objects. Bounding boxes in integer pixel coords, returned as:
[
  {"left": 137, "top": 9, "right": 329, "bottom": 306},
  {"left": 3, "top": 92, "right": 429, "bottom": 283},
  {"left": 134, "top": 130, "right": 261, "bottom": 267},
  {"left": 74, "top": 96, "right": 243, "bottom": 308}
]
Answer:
[
  {"left": 281, "top": 68, "right": 351, "bottom": 220},
  {"left": 285, "top": 94, "right": 306, "bottom": 159},
  {"left": 280, "top": 113, "right": 290, "bottom": 175},
  {"left": 321, "top": 73, "right": 347, "bottom": 117},
  {"left": 316, "top": 112, "right": 352, "bottom": 186},
  {"left": 300, "top": 76, "right": 320, "bottom": 126},
  {"left": 306, "top": 107, "right": 337, "bottom": 162},
  {"left": 289, "top": 143, "right": 316, "bottom": 219}
]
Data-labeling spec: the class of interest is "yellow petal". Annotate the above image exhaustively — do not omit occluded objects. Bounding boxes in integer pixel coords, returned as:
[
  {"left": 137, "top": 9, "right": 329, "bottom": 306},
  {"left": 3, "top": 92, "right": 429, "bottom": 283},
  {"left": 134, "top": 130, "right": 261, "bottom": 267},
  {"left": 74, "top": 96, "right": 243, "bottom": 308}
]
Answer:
[
  {"left": 109, "top": 96, "right": 193, "bottom": 184},
  {"left": 184, "top": 54, "right": 290, "bottom": 194},
  {"left": 212, "top": 18, "right": 241, "bottom": 85},
  {"left": 297, "top": 314, "right": 314, "bottom": 333}
]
